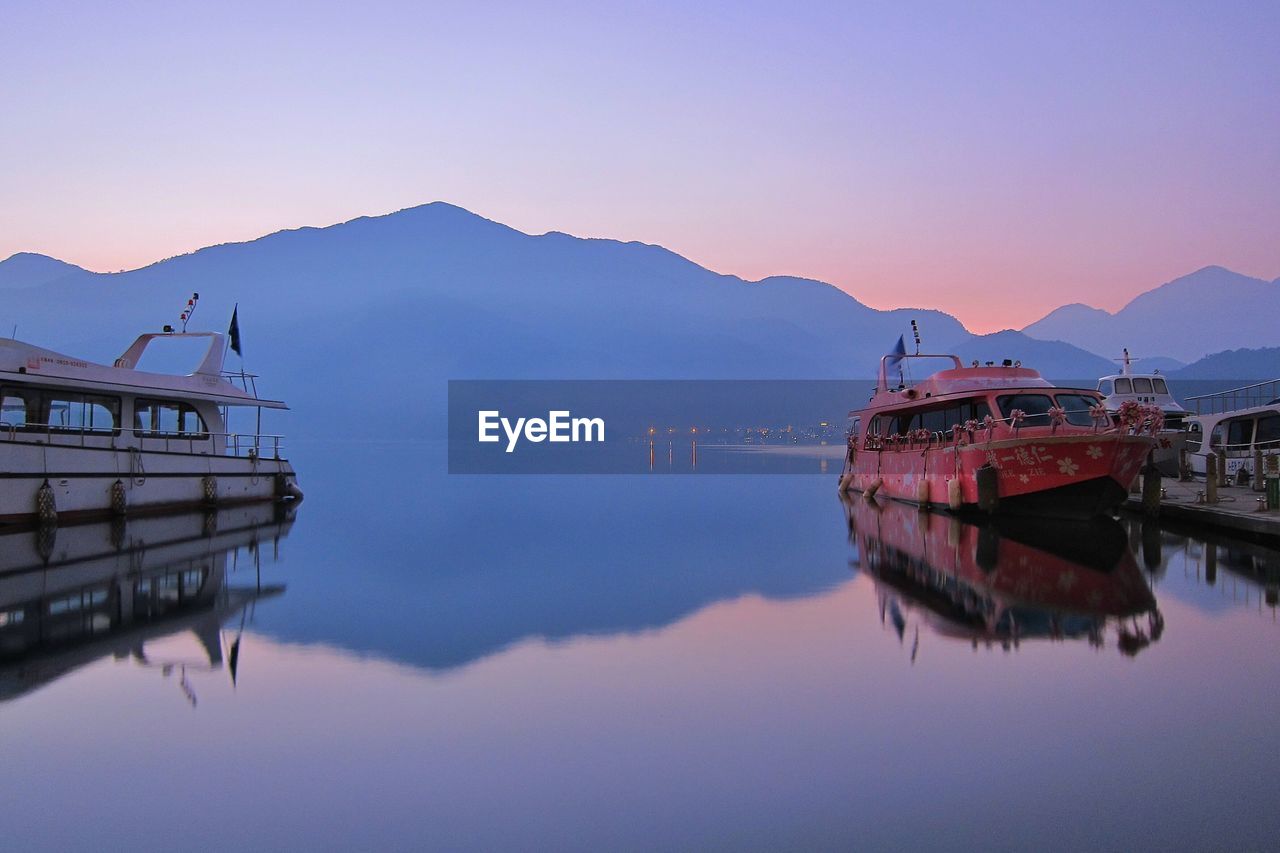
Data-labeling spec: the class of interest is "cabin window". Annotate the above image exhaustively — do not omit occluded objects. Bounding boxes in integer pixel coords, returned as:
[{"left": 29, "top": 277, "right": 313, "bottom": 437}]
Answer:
[
  {"left": 1052, "top": 393, "right": 1099, "bottom": 426},
  {"left": 1, "top": 387, "right": 38, "bottom": 428},
  {"left": 1132, "top": 378, "right": 1154, "bottom": 394},
  {"left": 1257, "top": 415, "right": 1280, "bottom": 449},
  {"left": 1098, "top": 379, "right": 1114, "bottom": 396},
  {"left": 1185, "top": 422, "right": 1203, "bottom": 452},
  {"left": 0, "top": 387, "right": 119, "bottom": 434},
  {"left": 1152, "top": 377, "right": 1169, "bottom": 395},
  {"left": 1227, "top": 418, "right": 1255, "bottom": 450},
  {"left": 134, "top": 399, "right": 209, "bottom": 439},
  {"left": 996, "top": 394, "right": 1054, "bottom": 427},
  {"left": 1115, "top": 378, "right": 1132, "bottom": 394},
  {"left": 45, "top": 393, "right": 119, "bottom": 433},
  {"left": 885, "top": 399, "right": 992, "bottom": 437}
]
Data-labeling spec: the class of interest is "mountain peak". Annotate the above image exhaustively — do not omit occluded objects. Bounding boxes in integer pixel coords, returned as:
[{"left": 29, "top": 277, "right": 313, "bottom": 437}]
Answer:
[{"left": 0, "top": 252, "right": 88, "bottom": 289}]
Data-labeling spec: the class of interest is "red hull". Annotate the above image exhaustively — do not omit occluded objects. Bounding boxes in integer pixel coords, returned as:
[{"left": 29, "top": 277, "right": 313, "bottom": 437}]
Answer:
[{"left": 846, "top": 431, "right": 1152, "bottom": 517}]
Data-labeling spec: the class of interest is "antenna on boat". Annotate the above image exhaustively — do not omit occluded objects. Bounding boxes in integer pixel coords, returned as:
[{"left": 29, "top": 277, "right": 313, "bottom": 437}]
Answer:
[
  {"left": 178, "top": 292, "right": 199, "bottom": 332},
  {"left": 910, "top": 319, "right": 921, "bottom": 355}
]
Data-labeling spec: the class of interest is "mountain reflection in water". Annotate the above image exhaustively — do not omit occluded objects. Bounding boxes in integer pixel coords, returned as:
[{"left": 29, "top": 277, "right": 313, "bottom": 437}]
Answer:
[
  {"left": 842, "top": 494, "right": 1164, "bottom": 657},
  {"left": 0, "top": 503, "right": 293, "bottom": 704}
]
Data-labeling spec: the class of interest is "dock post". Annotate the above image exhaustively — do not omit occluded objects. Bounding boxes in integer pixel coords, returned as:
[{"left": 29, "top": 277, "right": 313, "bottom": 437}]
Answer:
[
  {"left": 976, "top": 465, "right": 999, "bottom": 514},
  {"left": 1216, "top": 449, "right": 1228, "bottom": 488},
  {"left": 1179, "top": 447, "right": 1191, "bottom": 482},
  {"left": 1254, "top": 450, "right": 1265, "bottom": 491},
  {"left": 1205, "top": 454, "right": 1219, "bottom": 504},
  {"left": 1141, "top": 459, "right": 1162, "bottom": 517}
]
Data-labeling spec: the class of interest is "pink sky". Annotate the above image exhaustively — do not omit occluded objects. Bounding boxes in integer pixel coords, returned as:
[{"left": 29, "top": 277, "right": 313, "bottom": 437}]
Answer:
[{"left": 2, "top": 1, "right": 1277, "bottom": 333}]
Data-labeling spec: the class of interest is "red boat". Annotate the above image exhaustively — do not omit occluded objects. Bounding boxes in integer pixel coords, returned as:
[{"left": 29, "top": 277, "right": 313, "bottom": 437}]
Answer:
[{"left": 839, "top": 353, "right": 1159, "bottom": 517}]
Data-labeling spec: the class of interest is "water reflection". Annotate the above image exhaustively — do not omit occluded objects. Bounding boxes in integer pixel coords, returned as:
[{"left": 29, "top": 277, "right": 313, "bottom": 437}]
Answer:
[
  {"left": 842, "top": 494, "right": 1162, "bottom": 657},
  {"left": 0, "top": 503, "right": 294, "bottom": 704},
  {"left": 1129, "top": 518, "right": 1280, "bottom": 616}
]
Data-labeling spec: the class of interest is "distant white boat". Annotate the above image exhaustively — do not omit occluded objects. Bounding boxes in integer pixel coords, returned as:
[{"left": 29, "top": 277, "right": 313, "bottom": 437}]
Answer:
[
  {"left": 1096, "top": 349, "right": 1187, "bottom": 476},
  {"left": 1, "top": 326, "right": 301, "bottom": 526}
]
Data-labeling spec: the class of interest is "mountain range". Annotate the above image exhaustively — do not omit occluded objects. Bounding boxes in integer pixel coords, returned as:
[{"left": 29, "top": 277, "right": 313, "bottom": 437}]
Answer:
[
  {"left": 0, "top": 202, "right": 1275, "bottom": 436},
  {"left": 1022, "top": 266, "right": 1280, "bottom": 365}
]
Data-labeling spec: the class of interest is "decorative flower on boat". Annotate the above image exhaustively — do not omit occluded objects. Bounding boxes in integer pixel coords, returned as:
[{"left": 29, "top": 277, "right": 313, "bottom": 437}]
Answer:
[
  {"left": 1057, "top": 457, "right": 1080, "bottom": 476},
  {"left": 1089, "top": 404, "right": 1110, "bottom": 433},
  {"left": 1086, "top": 444, "right": 1104, "bottom": 460},
  {"left": 1117, "top": 400, "right": 1142, "bottom": 430},
  {"left": 1048, "top": 405, "right": 1066, "bottom": 433}
]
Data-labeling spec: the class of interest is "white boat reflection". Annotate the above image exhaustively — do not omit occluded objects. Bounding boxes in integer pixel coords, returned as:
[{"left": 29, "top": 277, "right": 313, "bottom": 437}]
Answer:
[
  {"left": 0, "top": 503, "right": 294, "bottom": 703},
  {"left": 843, "top": 494, "right": 1161, "bottom": 657}
]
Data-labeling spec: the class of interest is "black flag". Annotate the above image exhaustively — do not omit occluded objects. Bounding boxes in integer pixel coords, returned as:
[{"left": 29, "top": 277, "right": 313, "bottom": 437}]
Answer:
[
  {"left": 228, "top": 636, "right": 241, "bottom": 687},
  {"left": 228, "top": 305, "right": 242, "bottom": 356}
]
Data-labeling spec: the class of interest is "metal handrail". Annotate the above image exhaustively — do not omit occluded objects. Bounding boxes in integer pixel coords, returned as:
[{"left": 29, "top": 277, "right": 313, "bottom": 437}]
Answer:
[
  {"left": 0, "top": 421, "right": 285, "bottom": 458},
  {"left": 1185, "top": 379, "right": 1280, "bottom": 415}
]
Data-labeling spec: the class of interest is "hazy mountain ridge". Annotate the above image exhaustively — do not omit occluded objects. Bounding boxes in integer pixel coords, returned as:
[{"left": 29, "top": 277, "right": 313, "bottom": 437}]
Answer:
[
  {"left": 0, "top": 202, "right": 1230, "bottom": 437},
  {"left": 1172, "top": 347, "right": 1280, "bottom": 381},
  {"left": 0, "top": 252, "right": 91, "bottom": 290},
  {"left": 1023, "top": 266, "right": 1280, "bottom": 363}
]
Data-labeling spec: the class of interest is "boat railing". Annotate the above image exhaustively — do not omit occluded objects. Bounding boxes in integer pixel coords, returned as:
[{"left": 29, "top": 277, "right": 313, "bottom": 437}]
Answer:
[
  {"left": 865, "top": 404, "right": 1164, "bottom": 450},
  {"left": 0, "top": 422, "right": 285, "bottom": 459},
  {"left": 1185, "top": 379, "right": 1280, "bottom": 415}
]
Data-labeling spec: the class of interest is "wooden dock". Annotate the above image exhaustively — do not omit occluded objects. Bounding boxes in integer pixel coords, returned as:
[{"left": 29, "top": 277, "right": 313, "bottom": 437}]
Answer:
[{"left": 1123, "top": 476, "right": 1280, "bottom": 543}]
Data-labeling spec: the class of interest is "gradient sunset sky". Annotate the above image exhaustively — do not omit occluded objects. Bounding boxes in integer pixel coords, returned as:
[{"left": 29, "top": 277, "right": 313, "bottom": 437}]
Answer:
[{"left": 3, "top": 0, "right": 1277, "bottom": 332}]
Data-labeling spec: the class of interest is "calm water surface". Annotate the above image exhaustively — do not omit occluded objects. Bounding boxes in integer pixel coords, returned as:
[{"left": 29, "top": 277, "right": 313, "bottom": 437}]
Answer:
[{"left": 3, "top": 443, "right": 1278, "bottom": 851}]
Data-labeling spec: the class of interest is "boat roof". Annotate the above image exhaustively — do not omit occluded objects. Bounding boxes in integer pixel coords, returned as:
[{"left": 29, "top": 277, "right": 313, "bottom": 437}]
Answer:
[
  {"left": 857, "top": 353, "right": 1080, "bottom": 414},
  {"left": 0, "top": 333, "right": 287, "bottom": 409}
]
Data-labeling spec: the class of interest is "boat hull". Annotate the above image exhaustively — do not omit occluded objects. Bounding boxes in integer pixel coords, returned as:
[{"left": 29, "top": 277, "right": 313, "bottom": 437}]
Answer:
[
  {"left": 846, "top": 433, "right": 1153, "bottom": 518},
  {"left": 0, "top": 440, "right": 300, "bottom": 527}
]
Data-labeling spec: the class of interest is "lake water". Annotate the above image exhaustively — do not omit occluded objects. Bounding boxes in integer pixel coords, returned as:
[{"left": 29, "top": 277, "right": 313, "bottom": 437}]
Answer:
[{"left": 3, "top": 443, "right": 1278, "bottom": 851}]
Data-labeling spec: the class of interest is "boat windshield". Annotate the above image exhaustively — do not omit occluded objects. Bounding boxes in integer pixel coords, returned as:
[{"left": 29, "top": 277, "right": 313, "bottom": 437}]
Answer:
[
  {"left": 1152, "top": 377, "right": 1169, "bottom": 394},
  {"left": 1098, "top": 379, "right": 1114, "bottom": 396},
  {"left": 1115, "top": 378, "right": 1132, "bottom": 394},
  {"left": 1133, "top": 377, "right": 1154, "bottom": 394},
  {"left": 996, "top": 393, "right": 1096, "bottom": 427},
  {"left": 1053, "top": 393, "right": 1099, "bottom": 426}
]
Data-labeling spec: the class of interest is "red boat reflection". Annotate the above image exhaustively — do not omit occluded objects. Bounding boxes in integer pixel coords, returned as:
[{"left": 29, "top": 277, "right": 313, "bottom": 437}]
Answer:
[{"left": 843, "top": 493, "right": 1162, "bottom": 656}]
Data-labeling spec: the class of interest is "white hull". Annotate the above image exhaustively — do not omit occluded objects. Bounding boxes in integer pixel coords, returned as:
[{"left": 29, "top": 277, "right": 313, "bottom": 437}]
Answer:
[{"left": 0, "top": 439, "right": 299, "bottom": 525}]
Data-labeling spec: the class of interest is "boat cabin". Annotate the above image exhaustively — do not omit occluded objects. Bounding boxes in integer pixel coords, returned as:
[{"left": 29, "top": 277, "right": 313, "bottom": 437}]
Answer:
[
  {"left": 0, "top": 332, "right": 286, "bottom": 458},
  {"left": 1097, "top": 350, "right": 1187, "bottom": 428},
  {"left": 851, "top": 355, "right": 1105, "bottom": 447}
]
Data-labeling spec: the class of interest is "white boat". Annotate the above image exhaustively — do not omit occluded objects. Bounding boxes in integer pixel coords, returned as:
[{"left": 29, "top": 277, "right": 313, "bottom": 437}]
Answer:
[
  {"left": 1097, "top": 349, "right": 1188, "bottom": 475},
  {"left": 1, "top": 327, "right": 301, "bottom": 526},
  {"left": 1182, "top": 379, "right": 1280, "bottom": 481}
]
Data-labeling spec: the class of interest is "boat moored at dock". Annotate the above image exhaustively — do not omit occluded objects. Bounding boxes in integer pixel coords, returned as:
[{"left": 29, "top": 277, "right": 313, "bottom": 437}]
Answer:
[
  {"left": 1, "top": 319, "right": 301, "bottom": 527},
  {"left": 1182, "top": 378, "right": 1280, "bottom": 482},
  {"left": 1097, "top": 350, "right": 1187, "bottom": 476},
  {"left": 840, "top": 351, "right": 1159, "bottom": 517}
]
